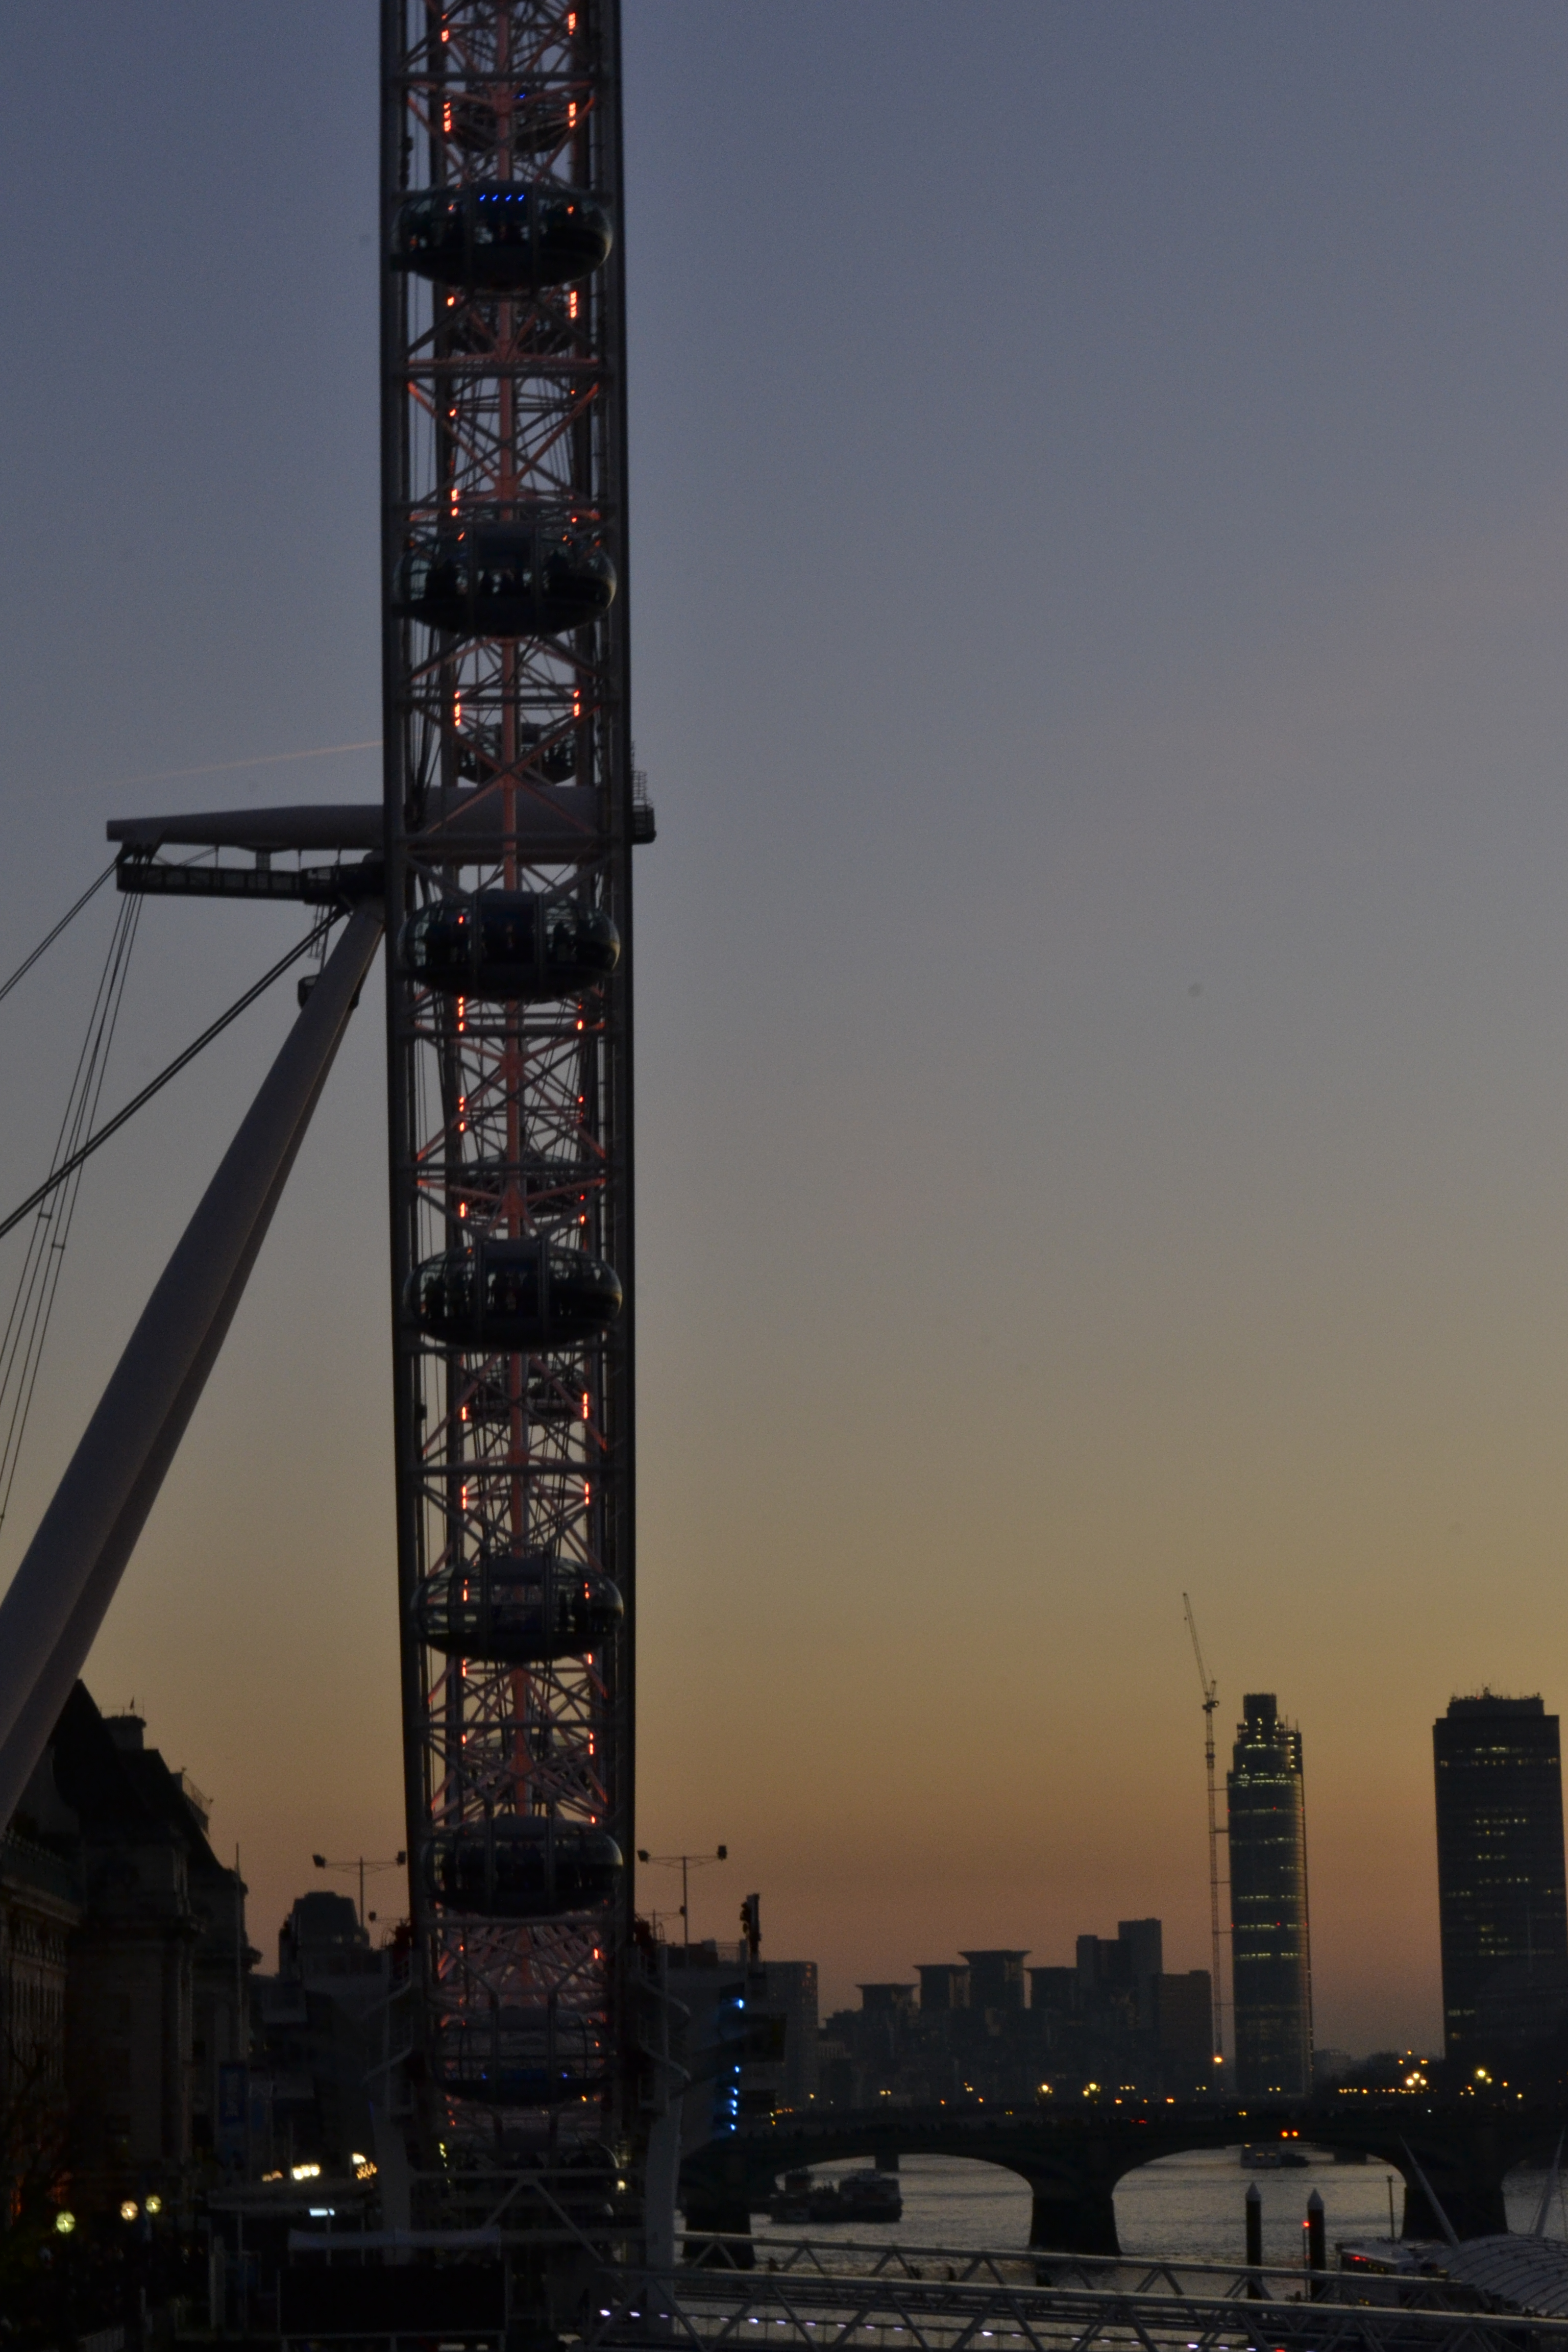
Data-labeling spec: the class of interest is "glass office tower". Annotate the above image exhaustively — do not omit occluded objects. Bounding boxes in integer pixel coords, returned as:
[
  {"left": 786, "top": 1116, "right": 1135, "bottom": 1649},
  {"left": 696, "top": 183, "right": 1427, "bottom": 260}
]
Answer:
[
  {"left": 1433, "top": 1694, "right": 1567, "bottom": 2061},
  {"left": 1227, "top": 1693, "right": 1313, "bottom": 2096}
]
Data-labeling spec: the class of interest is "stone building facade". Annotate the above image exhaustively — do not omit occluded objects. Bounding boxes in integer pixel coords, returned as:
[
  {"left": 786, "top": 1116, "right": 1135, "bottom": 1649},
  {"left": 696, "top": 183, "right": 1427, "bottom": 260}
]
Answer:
[
  {"left": 2, "top": 1682, "right": 250, "bottom": 2213},
  {"left": 0, "top": 1828, "right": 80, "bottom": 2203}
]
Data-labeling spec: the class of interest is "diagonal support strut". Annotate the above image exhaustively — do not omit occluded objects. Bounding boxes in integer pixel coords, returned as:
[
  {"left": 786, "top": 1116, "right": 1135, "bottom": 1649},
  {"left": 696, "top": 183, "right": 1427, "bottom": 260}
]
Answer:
[{"left": 0, "top": 904, "right": 384, "bottom": 1823}]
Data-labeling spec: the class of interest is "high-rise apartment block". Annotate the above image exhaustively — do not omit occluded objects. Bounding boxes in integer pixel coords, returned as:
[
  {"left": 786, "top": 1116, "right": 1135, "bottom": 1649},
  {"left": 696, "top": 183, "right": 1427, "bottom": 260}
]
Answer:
[
  {"left": 1155, "top": 1969, "right": 1215, "bottom": 2079},
  {"left": 1227, "top": 1692, "right": 1313, "bottom": 2096},
  {"left": 917, "top": 1963, "right": 970, "bottom": 2012},
  {"left": 1433, "top": 1694, "right": 1568, "bottom": 2061},
  {"left": 959, "top": 1949, "right": 1028, "bottom": 2013},
  {"left": 829, "top": 1921, "right": 1212, "bottom": 2105}
]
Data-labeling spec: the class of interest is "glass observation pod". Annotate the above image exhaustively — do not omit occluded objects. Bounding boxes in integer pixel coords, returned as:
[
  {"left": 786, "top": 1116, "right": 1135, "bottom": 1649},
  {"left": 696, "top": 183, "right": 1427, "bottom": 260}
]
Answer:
[
  {"left": 392, "top": 182, "right": 612, "bottom": 291},
  {"left": 426, "top": 1818, "right": 622, "bottom": 1921},
  {"left": 402, "top": 891, "right": 619, "bottom": 1001},
  {"left": 395, "top": 521, "right": 615, "bottom": 640},
  {"left": 435, "top": 2008, "right": 609, "bottom": 2107},
  {"left": 410, "top": 1236, "right": 622, "bottom": 1351},
  {"left": 417, "top": 1551, "right": 624, "bottom": 1664}
]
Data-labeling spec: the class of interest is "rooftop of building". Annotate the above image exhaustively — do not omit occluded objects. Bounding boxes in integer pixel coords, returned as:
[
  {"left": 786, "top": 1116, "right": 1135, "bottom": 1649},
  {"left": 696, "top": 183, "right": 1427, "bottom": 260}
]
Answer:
[
  {"left": 26, "top": 1684, "right": 239, "bottom": 1886},
  {"left": 663, "top": 1938, "right": 749, "bottom": 1970},
  {"left": 6, "top": 1682, "right": 253, "bottom": 1964},
  {"left": 287, "top": 1890, "right": 368, "bottom": 1947}
]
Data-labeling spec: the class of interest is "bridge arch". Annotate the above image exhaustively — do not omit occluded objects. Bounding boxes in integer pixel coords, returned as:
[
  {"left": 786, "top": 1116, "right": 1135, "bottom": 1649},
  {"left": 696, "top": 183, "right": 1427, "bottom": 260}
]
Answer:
[
  {"left": 1113, "top": 2141, "right": 1409, "bottom": 2266},
  {"left": 682, "top": 2102, "right": 1545, "bottom": 2258},
  {"left": 1501, "top": 2154, "right": 1568, "bottom": 2237}
]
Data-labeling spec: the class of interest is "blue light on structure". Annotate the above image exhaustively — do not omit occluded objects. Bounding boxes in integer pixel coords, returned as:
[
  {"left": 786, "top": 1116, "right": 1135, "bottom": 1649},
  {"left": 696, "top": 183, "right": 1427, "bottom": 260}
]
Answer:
[{"left": 712, "top": 1986, "right": 747, "bottom": 2135}]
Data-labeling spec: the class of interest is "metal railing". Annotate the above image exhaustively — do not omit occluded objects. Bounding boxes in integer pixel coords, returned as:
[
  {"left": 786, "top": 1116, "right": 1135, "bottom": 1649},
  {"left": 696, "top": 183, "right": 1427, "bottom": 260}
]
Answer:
[
  {"left": 693, "top": 2233, "right": 1437, "bottom": 2300},
  {"left": 582, "top": 2248, "right": 1565, "bottom": 2352}
]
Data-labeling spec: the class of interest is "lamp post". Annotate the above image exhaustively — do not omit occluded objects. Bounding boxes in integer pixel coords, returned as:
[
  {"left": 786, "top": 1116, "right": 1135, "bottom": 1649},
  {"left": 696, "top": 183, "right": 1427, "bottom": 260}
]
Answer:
[
  {"left": 635, "top": 1845, "right": 728, "bottom": 1952},
  {"left": 311, "top": 1850, "right": 406, "bottom": 1930}
]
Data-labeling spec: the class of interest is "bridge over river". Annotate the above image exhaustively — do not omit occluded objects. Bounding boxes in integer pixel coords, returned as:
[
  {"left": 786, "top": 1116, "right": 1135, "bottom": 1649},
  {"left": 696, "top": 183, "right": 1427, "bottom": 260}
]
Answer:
[{"left": 682, "top": 2099, "right": 1566, "bottom": 2256}]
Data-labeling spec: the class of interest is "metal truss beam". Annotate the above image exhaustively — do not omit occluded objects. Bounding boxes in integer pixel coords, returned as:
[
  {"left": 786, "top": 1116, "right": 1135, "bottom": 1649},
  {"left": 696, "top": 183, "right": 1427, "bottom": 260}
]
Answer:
[
  {"left": 378, "top": 0, "right": 641, "bottom": 2239},
  {"left": 583, "top": 2261, "right": 1568, "bottom": 2352},
  {"left": 108, "top": 787, "right": 616, "bottom": 860},
  {"left": 116, "top": 855, "right": 382, "bottom": 906}
]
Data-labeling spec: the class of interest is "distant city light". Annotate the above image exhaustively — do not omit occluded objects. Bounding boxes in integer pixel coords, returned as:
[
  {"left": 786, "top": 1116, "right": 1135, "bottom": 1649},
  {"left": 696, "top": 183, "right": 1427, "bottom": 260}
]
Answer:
[
  {"left": 120, "top": 2201, "right": 138, "bottom": 2222},
  {"left": 54, "top": 2212, "right": 75, "bottom": 2235},
  {"left": 290, "top": 2162, "right": 322, "bottom": 2182}
]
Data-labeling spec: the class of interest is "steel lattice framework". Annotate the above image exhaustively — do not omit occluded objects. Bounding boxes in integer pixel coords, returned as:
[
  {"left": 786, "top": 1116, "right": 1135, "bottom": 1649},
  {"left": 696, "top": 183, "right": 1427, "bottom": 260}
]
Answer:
[
  {"left": 379, "top": 0, "right": 637, "bottom": 2197},
  {"left": 582, "top": 2259, "right": 1568, "bottom": 2352}
]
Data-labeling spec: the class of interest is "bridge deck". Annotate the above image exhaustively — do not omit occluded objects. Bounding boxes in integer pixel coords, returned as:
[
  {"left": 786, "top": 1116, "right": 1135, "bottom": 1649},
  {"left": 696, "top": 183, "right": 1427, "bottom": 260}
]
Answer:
[{"left": 683, "top": 2103, "right": 1559, "bottom": 2251}]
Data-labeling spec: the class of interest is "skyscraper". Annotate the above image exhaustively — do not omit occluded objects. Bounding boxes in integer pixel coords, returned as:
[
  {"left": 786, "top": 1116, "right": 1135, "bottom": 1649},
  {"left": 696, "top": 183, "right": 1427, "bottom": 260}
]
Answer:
[
  {"left": 1227, "top": 1693, "right": 1313, "bottom": 2096},
  {"left": 1433, "top": 1694, "right": 1568, "bottom": 2061}
]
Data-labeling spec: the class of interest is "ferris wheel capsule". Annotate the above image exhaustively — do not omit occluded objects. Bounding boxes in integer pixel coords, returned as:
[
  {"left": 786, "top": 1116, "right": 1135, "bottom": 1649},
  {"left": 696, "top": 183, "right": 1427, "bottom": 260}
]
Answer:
[
  {"left": 427, "top": 1817, "right": 623, "bottom": 1921},
  {"left": 409, "top": 1235, "right": 622, "bottom": 1350},
  {"left": 416, "top": 1552, "right": 623, "bottom": 1663},
  {"left": 395, "top": 520, "right": 615, "bottom": 640},
  {"left": 392, "top": 181, "right": 612, "bottom": 290},
  {"left": 402, "top": 890, "right": 619, "bottom": 1000}
]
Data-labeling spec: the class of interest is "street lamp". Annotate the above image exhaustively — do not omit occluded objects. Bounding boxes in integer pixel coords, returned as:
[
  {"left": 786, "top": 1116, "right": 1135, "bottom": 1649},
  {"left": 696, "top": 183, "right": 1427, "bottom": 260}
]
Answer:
[
  {"left": 312, "top": 1850, "right": 407, "bottom": 1929},
  {"left": 635, "top": 1845, "right": 727, "bottom": 1952}
]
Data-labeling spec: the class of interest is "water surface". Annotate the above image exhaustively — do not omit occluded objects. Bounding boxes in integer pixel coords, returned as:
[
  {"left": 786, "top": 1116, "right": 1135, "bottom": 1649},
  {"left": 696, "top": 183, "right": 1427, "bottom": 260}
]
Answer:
[{"left": 744, "top": 2149, "right": 1568, "bottom": 2264}]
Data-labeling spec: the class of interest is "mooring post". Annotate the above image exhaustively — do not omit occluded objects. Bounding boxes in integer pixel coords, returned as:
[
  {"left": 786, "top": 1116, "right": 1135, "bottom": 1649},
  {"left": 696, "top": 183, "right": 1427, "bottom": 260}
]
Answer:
[
  {"left": 1245, "top": 2180, "right": 1263, "bottom": 2295},
  {"left": 1307, "top": 2187, "right": 1326, "bottom": 2295}
]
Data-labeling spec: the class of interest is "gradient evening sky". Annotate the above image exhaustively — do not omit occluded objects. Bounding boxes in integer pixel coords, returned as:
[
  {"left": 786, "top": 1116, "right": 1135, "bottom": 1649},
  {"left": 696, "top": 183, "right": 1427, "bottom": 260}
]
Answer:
[{"left": 3, "top": 3, "right": 1568, "bottom": 2054}]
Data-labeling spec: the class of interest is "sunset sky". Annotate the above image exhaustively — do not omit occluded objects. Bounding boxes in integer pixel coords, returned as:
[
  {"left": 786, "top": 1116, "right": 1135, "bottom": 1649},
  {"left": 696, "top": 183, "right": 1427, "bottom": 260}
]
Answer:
[{"left": 4, "top": 4, "right": 1568, "bottom": 2054}]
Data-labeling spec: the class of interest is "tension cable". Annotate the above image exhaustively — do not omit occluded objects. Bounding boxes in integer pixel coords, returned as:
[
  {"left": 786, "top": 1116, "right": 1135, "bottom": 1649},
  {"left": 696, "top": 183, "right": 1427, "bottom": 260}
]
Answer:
[
  {"left": 0, "top": 890, "right": 143, "bottom": 1534},
  {"left": 0, "top": 912, "right": 336, "bottom": 1252},
  {"left": 0, "top": 856, "right": 118, "bottom": 1015}
]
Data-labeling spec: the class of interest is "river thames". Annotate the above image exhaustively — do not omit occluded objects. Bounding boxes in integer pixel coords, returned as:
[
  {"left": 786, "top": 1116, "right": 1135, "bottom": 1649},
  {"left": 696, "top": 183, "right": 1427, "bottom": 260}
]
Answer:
[{"left": 746, "top": 2149, "right": 1568, "bottom": 2262}]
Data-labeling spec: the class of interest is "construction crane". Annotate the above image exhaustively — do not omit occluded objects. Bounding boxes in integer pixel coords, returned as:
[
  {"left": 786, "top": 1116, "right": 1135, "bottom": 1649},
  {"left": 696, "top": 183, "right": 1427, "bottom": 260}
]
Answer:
[{"left": 1183, "top": 1592, "right": 1227, "bottom": 2070}]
